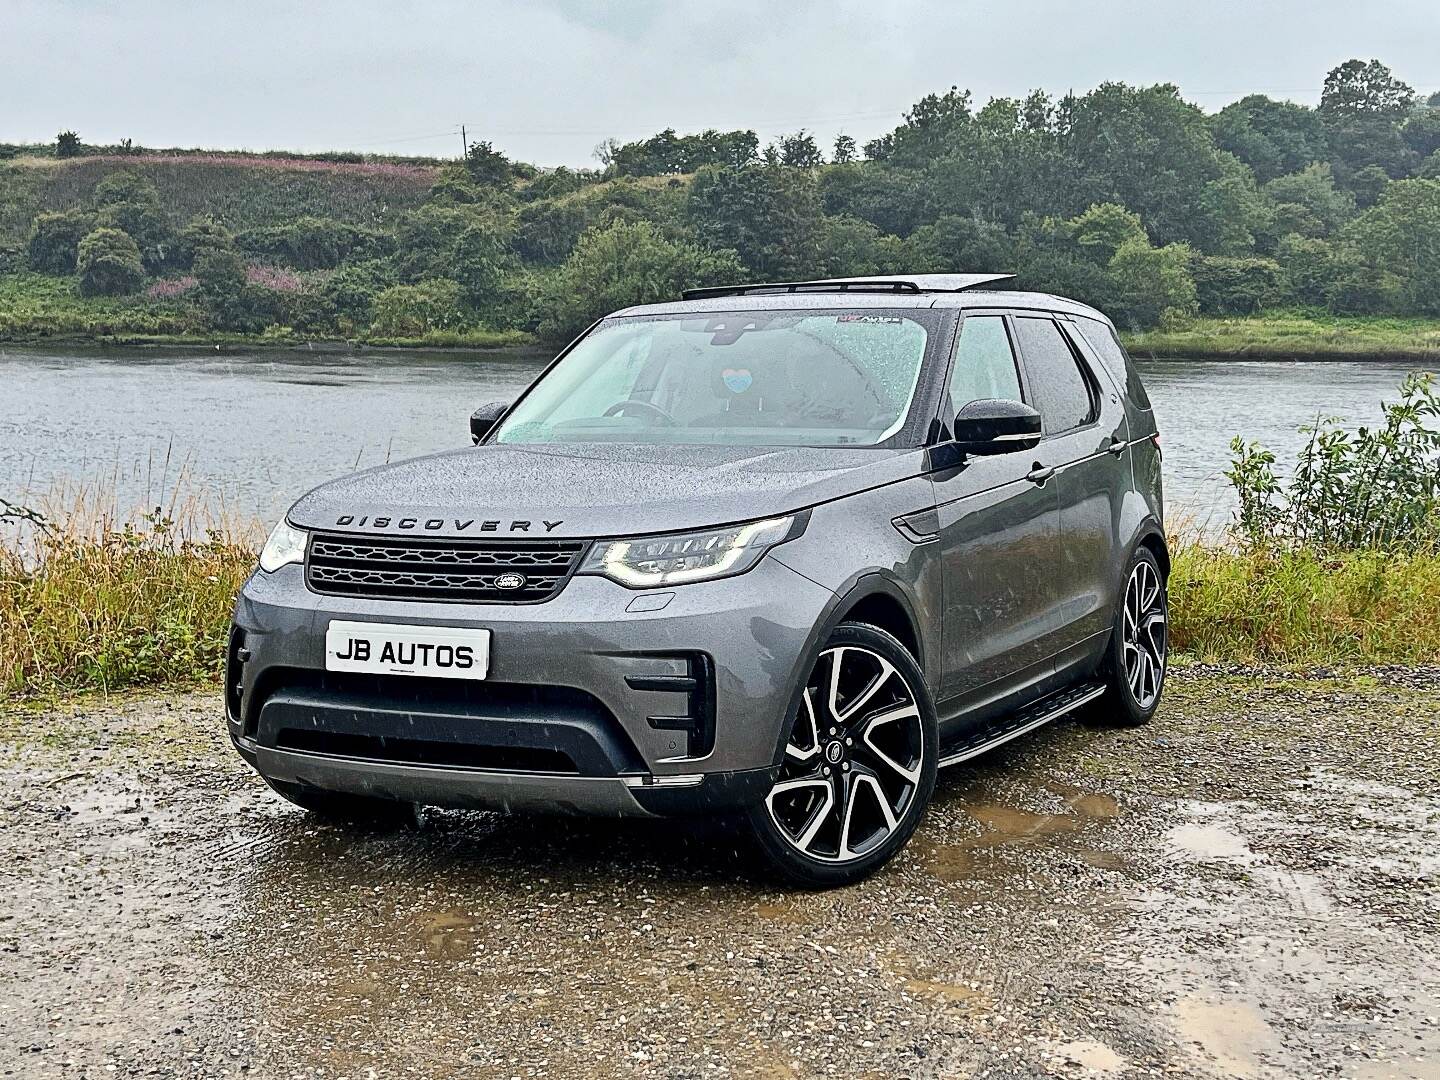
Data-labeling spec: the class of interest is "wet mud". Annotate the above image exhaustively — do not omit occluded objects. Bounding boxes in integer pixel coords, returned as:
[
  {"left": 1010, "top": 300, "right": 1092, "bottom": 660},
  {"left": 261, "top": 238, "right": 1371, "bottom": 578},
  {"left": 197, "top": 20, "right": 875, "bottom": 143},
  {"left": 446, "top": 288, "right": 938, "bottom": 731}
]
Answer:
[{"left": 2, "top": 671, "right": 1437, "bottom": 1078}]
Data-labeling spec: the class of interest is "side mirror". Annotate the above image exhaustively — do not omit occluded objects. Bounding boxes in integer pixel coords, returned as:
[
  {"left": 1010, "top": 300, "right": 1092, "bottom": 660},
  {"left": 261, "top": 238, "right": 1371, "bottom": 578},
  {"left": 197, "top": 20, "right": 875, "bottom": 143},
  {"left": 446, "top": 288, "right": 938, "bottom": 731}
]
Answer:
[
  {"left": 470, "top": 401, "right": 509, "bottom": 444},
  {"left": 953, "top": 399, "right": 1042, "bottom": 454}
]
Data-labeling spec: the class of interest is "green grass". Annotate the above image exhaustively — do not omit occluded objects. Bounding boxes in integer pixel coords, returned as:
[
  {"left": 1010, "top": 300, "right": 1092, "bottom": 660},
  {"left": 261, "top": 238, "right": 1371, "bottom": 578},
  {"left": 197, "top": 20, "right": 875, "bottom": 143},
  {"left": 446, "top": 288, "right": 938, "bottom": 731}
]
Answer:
[
  {"left": 0, "top": 272, "right": 205, "bottom": 339},
  {"left": 1124, "top": 310, "right": 1440, "bottom": 361},
  {"left": 1169, "top": 540, "right": 1440, "bottom": 664}
]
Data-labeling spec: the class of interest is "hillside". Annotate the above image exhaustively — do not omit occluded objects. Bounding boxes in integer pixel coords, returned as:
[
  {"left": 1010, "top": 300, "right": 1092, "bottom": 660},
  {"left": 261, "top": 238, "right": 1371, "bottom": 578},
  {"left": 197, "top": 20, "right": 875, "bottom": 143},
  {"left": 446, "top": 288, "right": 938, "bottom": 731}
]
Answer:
[{"left": 1, "top": 58, "right": 1438, "bottom": 351}]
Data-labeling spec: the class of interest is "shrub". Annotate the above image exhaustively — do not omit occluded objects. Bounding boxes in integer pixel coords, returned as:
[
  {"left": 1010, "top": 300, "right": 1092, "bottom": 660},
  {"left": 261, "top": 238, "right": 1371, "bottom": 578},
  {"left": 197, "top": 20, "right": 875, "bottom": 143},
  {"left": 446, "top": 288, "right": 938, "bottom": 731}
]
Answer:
[
  {"left": 370, "top": 278, "right": 467, "bottom": 337},
  {"left": 76, "top": 227, "right": 145, "bottom": 296},
  {"left": 1106, "top": 239, "right": 1198, "bottom": 328},
  {"left": 318, "top": 259, "right": 397, "bottom": 329},
  {"left": 1225, "top": 372, "right": 1440, "bottom": 551},
  {"left": 1191, "top": 255, "right": 1286, "bottom": 314},
  {"left": 55, "top": 130, "right": 83, "bottom": 158},
  {"left": 236, "top": 215, "right": 390, "bottom": 270},
  {"left": 532, "top": 219, "right": 744, "bottom": 345},
  {"left": 27, "top": 209, "right": 96, "bottom": 274}
]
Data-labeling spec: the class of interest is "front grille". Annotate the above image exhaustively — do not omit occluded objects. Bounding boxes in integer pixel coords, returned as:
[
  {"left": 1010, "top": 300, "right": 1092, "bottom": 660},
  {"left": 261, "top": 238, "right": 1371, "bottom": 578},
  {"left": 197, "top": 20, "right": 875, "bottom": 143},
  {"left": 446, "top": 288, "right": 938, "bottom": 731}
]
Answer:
[{"left": 305, "top": 532, "right": 586, "bottom": 604}]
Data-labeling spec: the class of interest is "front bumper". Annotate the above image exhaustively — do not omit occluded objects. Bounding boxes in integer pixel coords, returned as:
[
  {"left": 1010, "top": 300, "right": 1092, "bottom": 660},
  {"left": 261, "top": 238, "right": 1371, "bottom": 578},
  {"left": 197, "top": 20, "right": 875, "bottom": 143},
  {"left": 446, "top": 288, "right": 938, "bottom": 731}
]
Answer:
[{"left": 227, "top": 556, "right": 835, "bottom": 816}]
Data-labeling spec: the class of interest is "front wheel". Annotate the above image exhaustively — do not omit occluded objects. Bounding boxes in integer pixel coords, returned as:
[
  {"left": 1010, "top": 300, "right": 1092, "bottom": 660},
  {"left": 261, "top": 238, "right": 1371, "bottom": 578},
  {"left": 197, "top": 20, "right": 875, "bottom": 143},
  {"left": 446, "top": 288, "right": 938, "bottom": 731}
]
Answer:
[
  {"left": 1092, "top": 546, "right": 1169, "bottom": 727},
  {"left": 744, "top": 622, "right": 938, "bottom": 888}
]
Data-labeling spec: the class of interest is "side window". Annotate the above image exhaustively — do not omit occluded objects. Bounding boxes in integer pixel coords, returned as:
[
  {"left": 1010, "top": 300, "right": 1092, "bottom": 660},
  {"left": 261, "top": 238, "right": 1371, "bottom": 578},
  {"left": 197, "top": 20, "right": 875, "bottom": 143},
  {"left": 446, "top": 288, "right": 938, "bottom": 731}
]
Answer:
[
  {"left": 948, "top": 315, "right": 1023, "bottom": 416},
  {"left": 1012, "top": 317, "right": 1095, "bottom": 434},
  {"left": 1071, "top": 317, "right": 1152, "bottom": 410}
]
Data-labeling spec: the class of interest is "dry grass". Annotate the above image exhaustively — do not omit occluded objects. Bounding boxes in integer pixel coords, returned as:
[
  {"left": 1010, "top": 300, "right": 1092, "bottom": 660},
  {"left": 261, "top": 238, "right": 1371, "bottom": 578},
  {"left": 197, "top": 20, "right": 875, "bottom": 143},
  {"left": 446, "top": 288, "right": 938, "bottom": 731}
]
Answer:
[
  {"left": 1169, "top": 537, "right": 1440, "bottom": 665},
  {"left": 0, "top": 490, "right": 257, "bottom": 701}
]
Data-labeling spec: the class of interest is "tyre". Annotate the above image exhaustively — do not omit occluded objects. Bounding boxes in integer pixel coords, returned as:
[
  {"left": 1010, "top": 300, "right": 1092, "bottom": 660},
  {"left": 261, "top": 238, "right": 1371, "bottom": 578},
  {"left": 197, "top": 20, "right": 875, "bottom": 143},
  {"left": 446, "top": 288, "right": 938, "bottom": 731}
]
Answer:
[
  {"left": 263, "top": 776, "right": 420, "bottom": 827},
  {"left": 745, "top": 622, "right": 938, "bottom": 888},
  {"left": 1092, "top": 546, "right": 1169, "bottom": 727}
]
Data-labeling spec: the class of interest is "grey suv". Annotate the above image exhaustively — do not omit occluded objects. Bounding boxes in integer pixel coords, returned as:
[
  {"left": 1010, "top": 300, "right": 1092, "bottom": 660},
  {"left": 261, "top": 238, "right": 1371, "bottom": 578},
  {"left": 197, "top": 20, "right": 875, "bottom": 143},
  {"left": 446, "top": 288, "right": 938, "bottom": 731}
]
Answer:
[{"left": 228, "top": 274, "right": 1167, "bottom": 887}]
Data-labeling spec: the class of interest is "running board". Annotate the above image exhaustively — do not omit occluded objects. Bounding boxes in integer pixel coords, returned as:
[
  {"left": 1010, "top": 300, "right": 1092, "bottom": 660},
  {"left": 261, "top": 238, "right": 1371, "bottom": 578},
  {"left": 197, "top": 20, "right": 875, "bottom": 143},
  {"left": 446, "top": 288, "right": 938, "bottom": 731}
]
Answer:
[{"left": 938, "top": 682, "right": 1105, "bottom": 768}]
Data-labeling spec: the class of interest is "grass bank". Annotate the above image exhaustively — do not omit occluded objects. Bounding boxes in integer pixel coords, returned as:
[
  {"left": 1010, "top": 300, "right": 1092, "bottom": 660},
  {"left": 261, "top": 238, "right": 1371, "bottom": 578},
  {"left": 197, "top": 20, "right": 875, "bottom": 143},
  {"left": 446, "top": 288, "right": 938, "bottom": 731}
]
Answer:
[
  {"left": 1123, "top": 311, "right": 1440, "bottom": 361},
  {"left": 1169, "top": 541, "right": 1440, "bottom": 665},
  {"left": 0, "top": 273, "right": 536, "bottom": 350},
  {"left": 1, "top": 508, "right": 254, "bottom": 700},
  {"left": 5, "top": 507, "right": 1440, "bottom": 703}
]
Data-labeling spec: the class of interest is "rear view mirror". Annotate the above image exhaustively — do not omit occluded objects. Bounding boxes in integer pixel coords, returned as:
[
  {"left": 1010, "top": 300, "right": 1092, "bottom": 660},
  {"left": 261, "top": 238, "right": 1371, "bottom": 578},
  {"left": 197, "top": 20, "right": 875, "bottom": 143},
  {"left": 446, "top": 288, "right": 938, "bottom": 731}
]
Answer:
[
  {"left": 953, "top": 399, "right": 1042, "bottom": 454},
  {"left": 470, "top": 401, "right": 509, "bottom": 444}
]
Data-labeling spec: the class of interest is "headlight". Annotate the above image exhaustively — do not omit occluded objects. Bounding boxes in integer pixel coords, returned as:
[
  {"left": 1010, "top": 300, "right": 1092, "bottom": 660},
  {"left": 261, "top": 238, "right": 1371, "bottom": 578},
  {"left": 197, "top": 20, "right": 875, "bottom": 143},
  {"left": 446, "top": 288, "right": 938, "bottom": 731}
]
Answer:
[
  {"left": 258, "top": 519, "right": 308, "bottom": 573},
  {"left": 579, "top": 514, "right": 804, "bottom": 588}
]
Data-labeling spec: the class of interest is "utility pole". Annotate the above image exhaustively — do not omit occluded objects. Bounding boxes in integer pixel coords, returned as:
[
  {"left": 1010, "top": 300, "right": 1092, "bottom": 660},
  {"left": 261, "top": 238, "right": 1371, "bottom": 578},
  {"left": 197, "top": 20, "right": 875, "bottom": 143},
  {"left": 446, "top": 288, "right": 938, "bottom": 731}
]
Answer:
[{"left": 460, "top": 124, "right": 467, "bottom": 161}]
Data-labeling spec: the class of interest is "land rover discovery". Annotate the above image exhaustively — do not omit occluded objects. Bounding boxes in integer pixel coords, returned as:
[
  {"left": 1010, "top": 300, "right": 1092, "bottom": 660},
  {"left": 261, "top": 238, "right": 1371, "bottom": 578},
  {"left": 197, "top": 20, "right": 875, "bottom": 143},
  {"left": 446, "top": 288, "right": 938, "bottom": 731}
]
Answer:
[{"left": 227, "top": 274, "right": 1167, "bottom": 887}]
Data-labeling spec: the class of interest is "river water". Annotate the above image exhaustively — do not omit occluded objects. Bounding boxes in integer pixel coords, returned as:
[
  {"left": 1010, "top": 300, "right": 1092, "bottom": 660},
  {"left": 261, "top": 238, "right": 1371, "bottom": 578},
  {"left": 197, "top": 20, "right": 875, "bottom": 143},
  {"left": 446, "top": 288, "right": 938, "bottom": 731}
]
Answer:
[{"left": 1, "top": 345, "right": 1430, "bottom": 530}]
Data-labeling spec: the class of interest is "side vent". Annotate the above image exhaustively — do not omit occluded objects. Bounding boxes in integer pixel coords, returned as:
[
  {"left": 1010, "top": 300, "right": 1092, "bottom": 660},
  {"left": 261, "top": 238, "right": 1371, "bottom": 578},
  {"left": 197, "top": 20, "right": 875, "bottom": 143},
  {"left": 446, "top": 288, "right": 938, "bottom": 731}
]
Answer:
[{"left": 625, "top": 653, "right": 716, "bottom": 758}]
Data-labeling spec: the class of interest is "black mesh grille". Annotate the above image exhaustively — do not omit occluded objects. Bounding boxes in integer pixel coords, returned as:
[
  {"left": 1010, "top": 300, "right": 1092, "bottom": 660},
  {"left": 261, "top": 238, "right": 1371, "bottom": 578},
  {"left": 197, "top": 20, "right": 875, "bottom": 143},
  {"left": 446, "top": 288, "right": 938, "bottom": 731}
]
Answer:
[{"left": 305, "top": 532, "right": 585, "bottom": 604}]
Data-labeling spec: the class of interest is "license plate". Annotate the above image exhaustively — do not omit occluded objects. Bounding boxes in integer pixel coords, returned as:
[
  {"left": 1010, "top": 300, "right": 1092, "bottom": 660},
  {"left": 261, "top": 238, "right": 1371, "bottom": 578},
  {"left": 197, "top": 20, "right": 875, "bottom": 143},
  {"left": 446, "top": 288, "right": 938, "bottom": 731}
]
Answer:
[{"left": 324, "top": 620, "right": 490, "bottom": 680}]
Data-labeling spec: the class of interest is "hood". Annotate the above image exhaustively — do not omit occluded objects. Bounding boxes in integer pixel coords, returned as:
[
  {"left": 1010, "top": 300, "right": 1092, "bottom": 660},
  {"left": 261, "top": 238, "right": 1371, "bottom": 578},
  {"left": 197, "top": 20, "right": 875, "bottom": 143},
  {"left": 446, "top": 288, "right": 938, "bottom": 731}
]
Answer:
[{"left": 288, "top": 442, "right": 925, "bottom": 539}]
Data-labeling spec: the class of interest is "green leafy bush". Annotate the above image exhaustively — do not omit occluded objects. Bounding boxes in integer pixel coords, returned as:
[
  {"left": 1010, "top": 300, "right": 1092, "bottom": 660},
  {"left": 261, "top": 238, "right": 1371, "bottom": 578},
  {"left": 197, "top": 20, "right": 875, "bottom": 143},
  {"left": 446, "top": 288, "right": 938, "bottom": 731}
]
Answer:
[
  {"left": 1191, "top": 255, "right": 1286, "bottom": 314},
  {"left": 1226, "top": 372, "right": 1440, "bottom": 550},
  {"left": 370, "top": 278, "right": 468, "bottom": 337},
  {"left": 27, "top": 209, "right": 95, "bottom": 274},
  {"left": 533, "top": 219, "right": 743, "bottom": 345},
  {"left": 76, "top": 227, "right": 145, "bottom": 296}
]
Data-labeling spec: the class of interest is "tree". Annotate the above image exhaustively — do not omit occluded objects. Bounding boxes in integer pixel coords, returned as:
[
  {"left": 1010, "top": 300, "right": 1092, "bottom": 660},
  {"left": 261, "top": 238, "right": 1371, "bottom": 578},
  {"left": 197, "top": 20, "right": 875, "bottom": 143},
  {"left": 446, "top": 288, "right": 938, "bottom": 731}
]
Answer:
[
  {"left": 1210, "top": 95, "right": 1329, "bottom": 183},
  {"left": 604, "top": 128, "right": 759, "bottom": 176},
  {"left": 832, "top": 133, "right": 857, "bottom": 165},
  {"left": 775, "top": 130, "right": 823, "bottom": 168},
  {"left": 1401, "top": 109, "right": 1440, "bottom": 159},
  {"left": 76, "top": 227, "right": 144, "bottom": 296},
  {"left": 1340, "top": 178, "right": 1440, "bottom": 314},
  {"left": 814, "top": 215, "right": 904, "bottom": 277},
  {"left": 1061, "top": 83, "right": 1224, "bottom": 246},
  {"left": 93, "top": 170, "right": 173, "bottom": 270},
  {"left": 1274, "top": 234, "right": 1336, "bottom": 306},
  {"left": 55, "top": 131, "right": 82, "bottom": 158},
  {"left": 532, "top": 219, "right": 743, "bottom": 345},
  {"left": 1319, "top": 60, "right": 1417, "bottom": 178},
  {"left": 905, "top": 215, "right": 1014, "bottom": 273},
  {"left": 1069, "top": 203, "right": 1146, "bottom": 260},
  {"left": 686, "top": 164, "right": 823, "bottom": 279},
  {"left": 370, "top": 279, "right": 467, "bottom": 337},
  {"left": 1320, "top": 59, "right": 1415, "bottom": 124},
  {"left": 1190, "top": 255, "right": 1286, "bottom": 314},
  {"left": 464, "top": 140, "right": 512, "bottom": 187},
  {"left": 865, "top": 86, "right": 973, "bottom": 165},
  {"left": 1106, "top": 239, "right": 1198, "bottom": 328},
  {"left": 1264, "top": 164, "right": 1355, "bottom": 238},
  {"left": 27, "top": 209, "right": 96, "bottom": 273}
]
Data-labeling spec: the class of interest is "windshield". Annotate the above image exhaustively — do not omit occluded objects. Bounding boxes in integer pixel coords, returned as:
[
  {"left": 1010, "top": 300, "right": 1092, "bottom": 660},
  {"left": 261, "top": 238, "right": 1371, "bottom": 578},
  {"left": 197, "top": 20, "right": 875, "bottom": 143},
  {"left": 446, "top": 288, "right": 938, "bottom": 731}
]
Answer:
[{"left": 494, "top": 310, "right": 938, "bottom": 447}]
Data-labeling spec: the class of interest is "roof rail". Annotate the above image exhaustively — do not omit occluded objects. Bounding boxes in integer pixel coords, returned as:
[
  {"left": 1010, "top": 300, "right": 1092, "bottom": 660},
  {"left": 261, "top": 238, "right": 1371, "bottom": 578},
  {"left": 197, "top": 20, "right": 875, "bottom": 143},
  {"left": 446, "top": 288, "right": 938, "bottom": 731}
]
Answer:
[{"left": 681, "top": 273, "right": 1015, "bottom": 302}]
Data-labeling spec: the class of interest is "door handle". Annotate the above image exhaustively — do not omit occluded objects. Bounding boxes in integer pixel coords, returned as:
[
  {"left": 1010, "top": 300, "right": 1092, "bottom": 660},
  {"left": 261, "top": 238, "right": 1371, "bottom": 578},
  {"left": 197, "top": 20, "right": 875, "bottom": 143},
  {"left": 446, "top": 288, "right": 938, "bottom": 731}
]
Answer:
[
  {"left": 1108, "top": 437, "right": 1128, "bottom": 456},
  {"left": 1026, "top": 463, "right": 1055, "bottom": 486}
]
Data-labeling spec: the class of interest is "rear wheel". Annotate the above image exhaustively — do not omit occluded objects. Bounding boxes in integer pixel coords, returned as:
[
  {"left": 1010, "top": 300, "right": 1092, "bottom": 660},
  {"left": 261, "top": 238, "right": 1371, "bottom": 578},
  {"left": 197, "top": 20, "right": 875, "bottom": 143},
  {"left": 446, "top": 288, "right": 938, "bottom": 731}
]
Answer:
[
  {"left": 263, "top": 777, "right": 420, "bottom": 828},
  {"left": 745, "top": 623, "right": 937, "bottom": 888},
  {"left": 1092, "top": 546, "right": 1168, "bottom": 727}
]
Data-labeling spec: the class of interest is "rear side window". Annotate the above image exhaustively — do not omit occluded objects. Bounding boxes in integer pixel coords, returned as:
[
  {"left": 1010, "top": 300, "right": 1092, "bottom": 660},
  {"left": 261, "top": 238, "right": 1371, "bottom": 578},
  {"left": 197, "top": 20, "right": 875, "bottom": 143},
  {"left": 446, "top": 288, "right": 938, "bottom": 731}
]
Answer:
[
  {"left": 1072, "top": 317, "right": 1152, "bottom": 410},
  {"left": 949, "top": 315, "right": 1023, "bottom": 414},
  {"left": 1013, "top": 317, "right": 1095, "bottom": 434}
]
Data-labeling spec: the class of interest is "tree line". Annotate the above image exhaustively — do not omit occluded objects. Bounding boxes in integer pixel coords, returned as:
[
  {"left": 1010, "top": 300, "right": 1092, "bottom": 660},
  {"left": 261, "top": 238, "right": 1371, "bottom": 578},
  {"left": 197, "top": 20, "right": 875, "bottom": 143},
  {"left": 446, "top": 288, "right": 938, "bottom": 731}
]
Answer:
[{"left": 8, "top": 58, "right": 1440, "bottom": 345}]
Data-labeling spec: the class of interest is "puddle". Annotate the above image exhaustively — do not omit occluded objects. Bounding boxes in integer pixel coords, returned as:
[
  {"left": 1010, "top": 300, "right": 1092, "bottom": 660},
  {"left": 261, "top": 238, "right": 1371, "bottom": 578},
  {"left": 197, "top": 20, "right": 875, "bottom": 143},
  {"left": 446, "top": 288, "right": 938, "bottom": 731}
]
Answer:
[
  {"left": 416, "top": 908, "right": 480, "bottom": 958},
  {"left": 1052, "top": 1039, "right": 1128, "bottom": 1074},
  {"left": 1172, "top": 997, "right": 1280, "bottom": 1079},
  {"left": 904, "top": 977, "right": 992, "bottom": 1011}
]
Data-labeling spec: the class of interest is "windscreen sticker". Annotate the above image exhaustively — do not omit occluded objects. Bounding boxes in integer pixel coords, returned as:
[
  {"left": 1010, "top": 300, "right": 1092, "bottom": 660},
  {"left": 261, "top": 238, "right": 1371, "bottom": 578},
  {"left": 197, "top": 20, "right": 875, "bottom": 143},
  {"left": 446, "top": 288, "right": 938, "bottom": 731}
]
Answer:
[
  {"left": 722, "top": 368, "right": 753, "bottom": 393},
  {"left": 836, "top": 314, "right": 903, "bottom": 324}
]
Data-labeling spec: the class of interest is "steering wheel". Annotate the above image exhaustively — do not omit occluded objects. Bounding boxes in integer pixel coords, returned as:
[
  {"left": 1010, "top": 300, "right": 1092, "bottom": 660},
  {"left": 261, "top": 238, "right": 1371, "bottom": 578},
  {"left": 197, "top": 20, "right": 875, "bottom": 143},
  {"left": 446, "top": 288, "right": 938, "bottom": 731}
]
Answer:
[{"left": 604, "top": 399, "right": 677, "bottom": 426}]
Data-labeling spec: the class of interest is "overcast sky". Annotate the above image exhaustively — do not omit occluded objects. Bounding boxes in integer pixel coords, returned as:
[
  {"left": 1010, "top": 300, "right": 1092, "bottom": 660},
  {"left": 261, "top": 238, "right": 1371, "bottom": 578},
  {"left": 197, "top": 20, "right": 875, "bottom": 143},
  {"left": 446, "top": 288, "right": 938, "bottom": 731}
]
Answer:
[{"left": 4, "top": 0, "right": 1438, "bottom": 167}]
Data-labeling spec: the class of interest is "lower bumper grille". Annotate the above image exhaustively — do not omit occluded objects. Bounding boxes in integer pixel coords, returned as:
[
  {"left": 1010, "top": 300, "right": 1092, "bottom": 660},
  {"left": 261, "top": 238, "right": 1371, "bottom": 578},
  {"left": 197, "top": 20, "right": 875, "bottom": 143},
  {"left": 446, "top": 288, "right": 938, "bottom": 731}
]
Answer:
[{"left": 305, "top": 532, "right": 585, "bottom": 604}]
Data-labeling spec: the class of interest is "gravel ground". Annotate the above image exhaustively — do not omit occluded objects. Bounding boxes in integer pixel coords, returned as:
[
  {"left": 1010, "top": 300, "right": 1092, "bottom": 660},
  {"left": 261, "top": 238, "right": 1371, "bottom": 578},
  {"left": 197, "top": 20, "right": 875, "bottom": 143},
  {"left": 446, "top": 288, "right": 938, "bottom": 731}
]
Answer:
[{"left": 1, "top": 670, "right": 1437, "bottom": 1079}]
